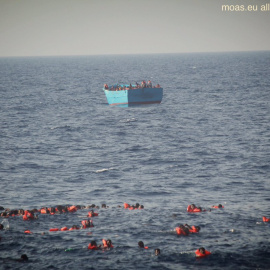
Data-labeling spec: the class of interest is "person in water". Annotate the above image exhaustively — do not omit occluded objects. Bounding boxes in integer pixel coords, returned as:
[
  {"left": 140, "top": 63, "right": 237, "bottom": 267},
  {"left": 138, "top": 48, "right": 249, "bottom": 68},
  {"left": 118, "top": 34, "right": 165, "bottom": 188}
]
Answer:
[
  {"left": 187, "top": 204, "right": 203, "bottom": 212},
  {"left": 195, "top": 247, "right": 211, "bottom": 257},
  {"left": 16, "top": 254, "right": 28, "bottom": 262},
  {"left": 88, "top": 240, "right": 101, "bottom": 250},
  {"left": 175, "top": 224, "right": 190, "bottom": 235},
  {"left": 102, "top": 239, "right": 113, "bottom": 248},
  {"left": 70, "top": 225, "right": 80, "bottom": 230},
  {"left": 106, "top": 239, "right": 113, "bottom": 248},
  {"left": 81, "top": 219, "right": 94, "bottom": 229},
  {"left": 155, "top": 249, "right": 160, "bottom": 256},
  {"left": 138, "top": 241, "right": 148, "bottom": 249},
  {"left": 184, "top": 224, "right": 201, "bottom": 233},
  {"left": 212, "top": 204, "right": 224, "bottom": 209}
]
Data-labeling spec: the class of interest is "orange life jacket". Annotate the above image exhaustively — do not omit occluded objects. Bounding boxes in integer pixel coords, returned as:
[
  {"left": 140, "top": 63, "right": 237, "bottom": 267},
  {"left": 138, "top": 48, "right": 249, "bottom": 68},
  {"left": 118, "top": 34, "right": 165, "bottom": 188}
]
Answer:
[
  {"left": 262, "top": 216, "right": 270, "bottom": 222},
  {"left": 124, "top": 203, "right": 130, "bottom": 209},
  {"left": 24, "top": 230, "right": 32, "bottom": 234},
  {"left": 88, "top": 212, "right": 98, "bottom": 217},
  {"left": 49, "top": 228, "right": 59, "bottom": 232},
  {"left": 40, "top": 209, "right": 48, "bottom": 214},
  {"left": 69, "top": 227, "right": 79, "bottom": 231},
  {"left": 175, "top": 227, "right": 189, "bottom": 236},
  {"left": 23, "top": 211, "right": 34, "bottom": 220},
  {"left": 68, "top": 206, "right": 77, "bottom": 212},
  {"left": 187, "top": 205, "right": 202, "bottom": 212},
  {"left": 195, "top": 249, "right": 211, "bottom": 257},
  {"left": 60, "top": 227, "right": 68, "bottom": 231},
  {"left": 88, "top": 243, "right": 99, "bottom": 250},
  {"left": 212, "top": 205, "right": 224, "bottom": 209},
  {"left": 102, "top": 239, "right": 114, "bottom": 248},
  {"left": 188, "top": 225, "right": 199, "bottom": 233},
  {"left": 102, "top": 239, "right": 108, "bottom": 248},
  {"left": 81, "top": 220, "right": 86, "bottom": 229}
]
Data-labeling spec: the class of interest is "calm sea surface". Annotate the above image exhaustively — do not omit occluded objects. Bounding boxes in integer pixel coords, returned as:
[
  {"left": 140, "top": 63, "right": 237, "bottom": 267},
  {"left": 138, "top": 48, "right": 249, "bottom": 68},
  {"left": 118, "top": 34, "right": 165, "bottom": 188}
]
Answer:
[{"left": 0, "top": 52, "right": 270, "bottom": 269}]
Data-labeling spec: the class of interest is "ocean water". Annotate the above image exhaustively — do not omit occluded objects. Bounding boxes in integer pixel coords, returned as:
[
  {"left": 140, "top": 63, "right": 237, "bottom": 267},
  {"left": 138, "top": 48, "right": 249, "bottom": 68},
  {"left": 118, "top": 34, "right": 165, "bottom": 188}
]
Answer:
[{"left": 0, "top": 52, "right": 270, "bottom": 270}]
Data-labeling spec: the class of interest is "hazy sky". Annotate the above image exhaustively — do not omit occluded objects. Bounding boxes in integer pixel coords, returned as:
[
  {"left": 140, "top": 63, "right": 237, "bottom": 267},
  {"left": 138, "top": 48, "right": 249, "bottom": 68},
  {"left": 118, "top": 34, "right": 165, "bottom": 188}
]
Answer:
[{"left": 0, "top": 0, "right": 269, "bottom": 57}]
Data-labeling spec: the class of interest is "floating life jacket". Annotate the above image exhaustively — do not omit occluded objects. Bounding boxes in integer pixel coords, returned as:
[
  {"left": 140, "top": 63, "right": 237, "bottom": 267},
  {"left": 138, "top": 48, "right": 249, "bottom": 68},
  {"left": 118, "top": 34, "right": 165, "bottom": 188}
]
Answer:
[
  {"left": 49, "top": 228, "right": 59, "bottom": 232},
  {"left": 263, "top": 216, "right": 270, "bottom": 222},
  {"left": 124, "top": 203, "right": 130, "bottom": 209},
  {"left": 24, "top": 230, "right": 32, "bottom": 234},
  {"left": 60, "top": 227, "right": 68, "bottom": 231},
  {"left": 195, "top": 249, "right": 211, "bottom": 257}
]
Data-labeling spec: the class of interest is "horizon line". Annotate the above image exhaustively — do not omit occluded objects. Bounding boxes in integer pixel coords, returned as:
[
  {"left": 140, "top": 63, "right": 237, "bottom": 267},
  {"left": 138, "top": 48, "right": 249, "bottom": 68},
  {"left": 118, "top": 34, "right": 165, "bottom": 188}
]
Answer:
[{"left": 0, "top": 49, "right": 270, "bottom": 59}]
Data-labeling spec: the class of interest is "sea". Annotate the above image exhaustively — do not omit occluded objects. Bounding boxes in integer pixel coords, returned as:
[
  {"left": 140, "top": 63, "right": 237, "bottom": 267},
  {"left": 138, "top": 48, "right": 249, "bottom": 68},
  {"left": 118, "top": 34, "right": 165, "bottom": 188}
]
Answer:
[{"left": 0, "top": 51, "right": 270, "bottom": 270}]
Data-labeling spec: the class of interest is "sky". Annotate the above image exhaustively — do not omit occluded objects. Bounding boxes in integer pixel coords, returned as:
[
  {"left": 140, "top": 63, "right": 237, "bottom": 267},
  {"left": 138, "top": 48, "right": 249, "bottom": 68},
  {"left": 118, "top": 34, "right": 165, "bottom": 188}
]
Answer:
[{"left": 0, "top": 0, "right": 269, "bottom": 57}]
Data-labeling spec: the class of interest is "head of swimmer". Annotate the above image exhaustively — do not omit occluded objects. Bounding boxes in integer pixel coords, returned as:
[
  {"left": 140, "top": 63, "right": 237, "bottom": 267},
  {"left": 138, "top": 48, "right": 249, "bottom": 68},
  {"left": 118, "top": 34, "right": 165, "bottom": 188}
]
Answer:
[
  {"left": 199, "top": 247, "right": 205, "bottom": 254},
  {"left": 106, "top": 239, "right": 112, "bottom": 247},
  {"left": 91, "top": 240, "right": 97, "bottom": 247},
  {"left": 138, "top": 241, "right": 144, "bottom": 248},
  {"left": 190, "top": 204, "right": 196, "bottom": 209},
  {"left": 20, "top": 254, "right": 28, "bottom": 261},
  {"left": 155, "top": 249, "right": 160, "bottom": 256}
]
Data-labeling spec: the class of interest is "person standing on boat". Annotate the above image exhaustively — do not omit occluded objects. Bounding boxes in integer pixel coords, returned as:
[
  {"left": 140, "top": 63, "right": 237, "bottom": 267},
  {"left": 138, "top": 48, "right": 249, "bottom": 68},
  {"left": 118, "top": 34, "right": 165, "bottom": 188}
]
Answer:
[
  {"left": 147, "top": 80, "right": 152, "bottom": 88},
  {"left": 141, "top": 81, "right": 146, "bottom": 88}
]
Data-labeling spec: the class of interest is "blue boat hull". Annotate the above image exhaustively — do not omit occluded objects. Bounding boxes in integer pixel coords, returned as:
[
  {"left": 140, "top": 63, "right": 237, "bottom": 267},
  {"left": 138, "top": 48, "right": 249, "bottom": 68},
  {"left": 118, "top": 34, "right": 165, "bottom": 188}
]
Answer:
[{"left": 104, "top": 88, "right": 163, "bottom": 106}]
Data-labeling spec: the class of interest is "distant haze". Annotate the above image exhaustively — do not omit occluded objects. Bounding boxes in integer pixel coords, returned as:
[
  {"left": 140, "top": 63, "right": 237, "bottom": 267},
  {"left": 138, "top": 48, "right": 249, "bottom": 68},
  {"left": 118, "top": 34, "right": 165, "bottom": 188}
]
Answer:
[{"left": 0, "top": 0, "right": 269, "bottom": 57}]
